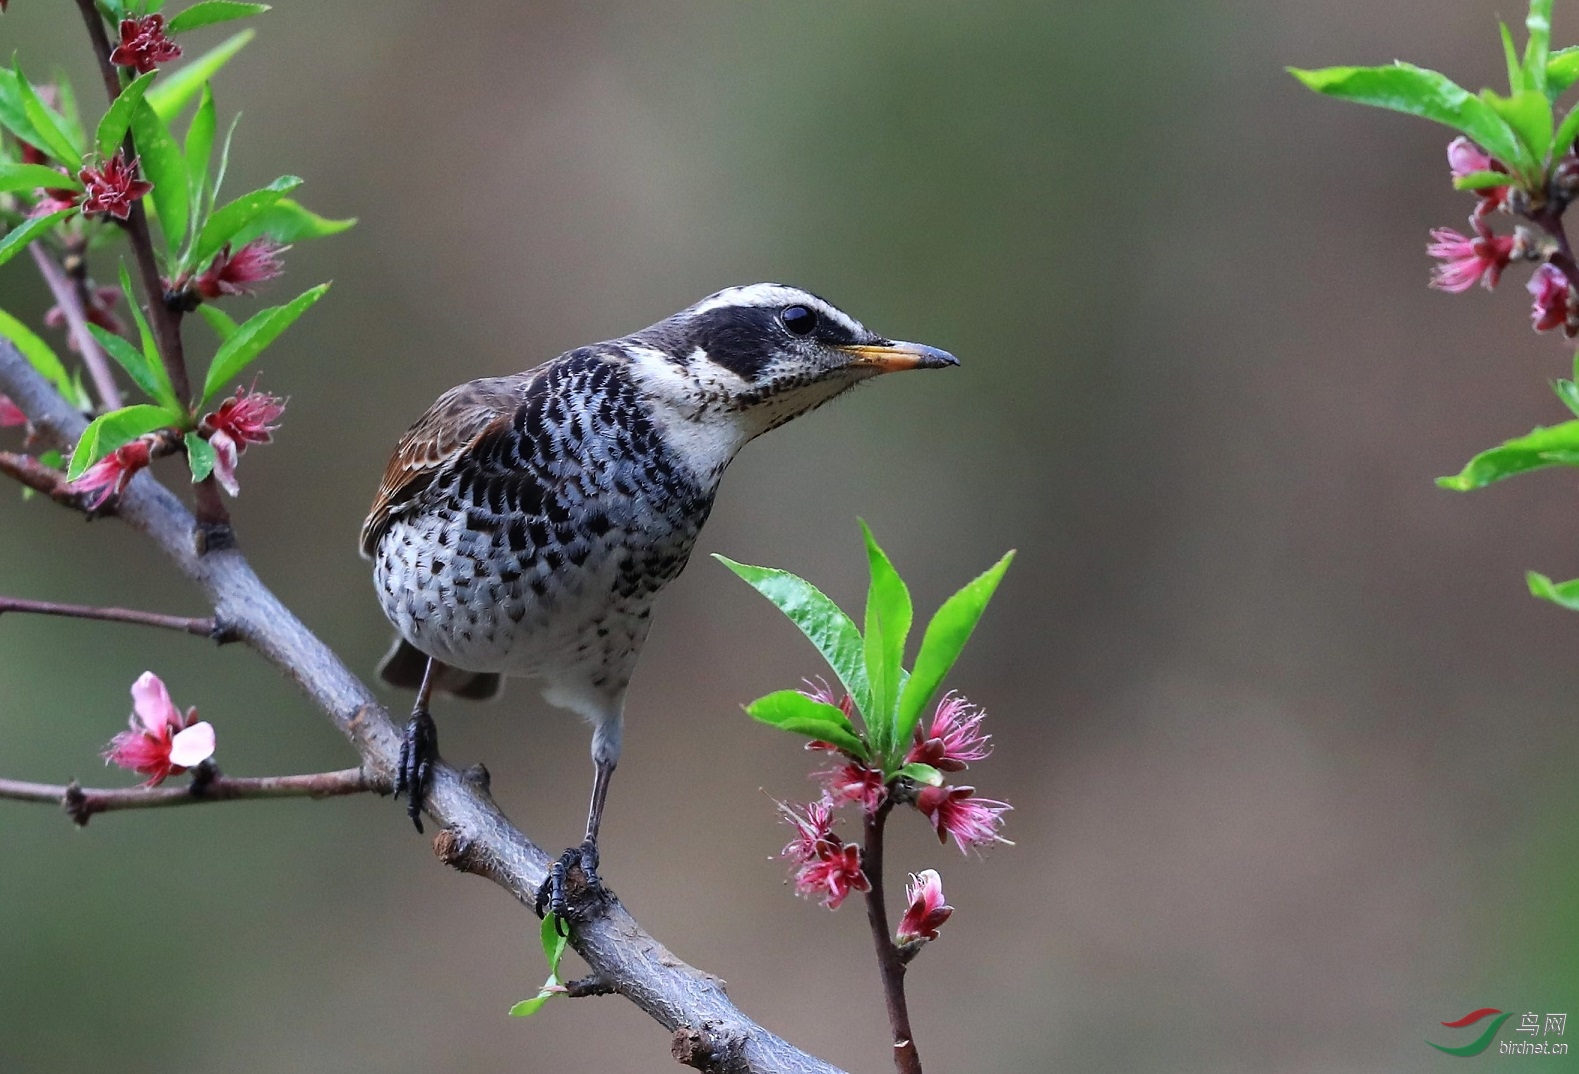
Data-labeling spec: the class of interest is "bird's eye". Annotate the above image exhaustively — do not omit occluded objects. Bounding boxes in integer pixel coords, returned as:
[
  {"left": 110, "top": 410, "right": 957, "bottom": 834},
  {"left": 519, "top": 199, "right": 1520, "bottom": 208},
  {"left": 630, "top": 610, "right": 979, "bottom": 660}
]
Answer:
[{"left": 780, "top": 305, "right": 818, "bottom": 336}]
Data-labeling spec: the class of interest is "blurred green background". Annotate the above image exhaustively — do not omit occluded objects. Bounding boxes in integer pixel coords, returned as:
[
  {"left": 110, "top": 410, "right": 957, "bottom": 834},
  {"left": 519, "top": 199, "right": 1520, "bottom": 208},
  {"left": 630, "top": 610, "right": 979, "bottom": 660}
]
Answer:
[{"left": 4, "top": 1, "right": 1579, "bottom": 1070}]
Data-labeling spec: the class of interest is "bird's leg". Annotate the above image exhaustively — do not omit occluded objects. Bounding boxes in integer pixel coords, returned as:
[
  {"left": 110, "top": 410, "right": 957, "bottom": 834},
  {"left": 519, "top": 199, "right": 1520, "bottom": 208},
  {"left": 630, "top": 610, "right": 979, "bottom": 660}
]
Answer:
[
  {"left": 537, "top": 718, "right": 620, "bottom": 927},
  {"left": 394, "top": 657, "right": 439, "bottom": 833}
]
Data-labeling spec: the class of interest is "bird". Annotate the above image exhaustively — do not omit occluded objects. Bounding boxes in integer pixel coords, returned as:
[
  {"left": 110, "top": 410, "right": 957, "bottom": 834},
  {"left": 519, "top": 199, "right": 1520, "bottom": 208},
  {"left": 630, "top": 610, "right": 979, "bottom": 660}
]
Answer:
[{"left": 359, "top": 282, "right": 957, "bottom": 918}]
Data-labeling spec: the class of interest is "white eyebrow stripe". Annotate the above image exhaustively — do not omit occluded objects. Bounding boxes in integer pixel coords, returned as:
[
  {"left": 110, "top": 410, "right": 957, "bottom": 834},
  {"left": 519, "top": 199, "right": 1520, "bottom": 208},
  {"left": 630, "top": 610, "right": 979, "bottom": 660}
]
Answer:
[{"left": 684, "top": 283, "right": 871, "bottom": 339}]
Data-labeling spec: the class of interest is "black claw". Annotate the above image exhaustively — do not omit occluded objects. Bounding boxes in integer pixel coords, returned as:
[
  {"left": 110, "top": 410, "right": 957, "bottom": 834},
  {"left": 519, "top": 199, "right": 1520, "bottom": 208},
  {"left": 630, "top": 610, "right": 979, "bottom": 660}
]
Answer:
[
  {"left": 536, "top": 840, "right": 607, "bottom": 932},
  {"left": 395, "top": 707, "right": 438, "bottom": 834}
]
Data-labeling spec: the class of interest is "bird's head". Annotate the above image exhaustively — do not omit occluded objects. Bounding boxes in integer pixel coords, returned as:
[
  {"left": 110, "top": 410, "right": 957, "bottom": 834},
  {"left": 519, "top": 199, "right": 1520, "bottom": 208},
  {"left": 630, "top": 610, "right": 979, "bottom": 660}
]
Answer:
[{"left": 622, "top": 283, "right": 958, "bottom": 455}]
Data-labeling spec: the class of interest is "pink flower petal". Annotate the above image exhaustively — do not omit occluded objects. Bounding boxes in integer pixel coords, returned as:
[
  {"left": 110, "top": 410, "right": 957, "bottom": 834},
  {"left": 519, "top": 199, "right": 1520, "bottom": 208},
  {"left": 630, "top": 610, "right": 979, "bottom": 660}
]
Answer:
[
  {"left": 130, "top": 671, "right": 179, "bottom": 735},
  {"left": 168, "top": 721, "right": 215, "bottom": 767}
]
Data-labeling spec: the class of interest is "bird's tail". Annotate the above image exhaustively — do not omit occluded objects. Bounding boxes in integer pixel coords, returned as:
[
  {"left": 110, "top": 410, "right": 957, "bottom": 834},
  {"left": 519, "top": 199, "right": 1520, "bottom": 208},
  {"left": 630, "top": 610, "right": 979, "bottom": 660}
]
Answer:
[{"left": 377, "top": 637, "right": 503, "bottom": 701}]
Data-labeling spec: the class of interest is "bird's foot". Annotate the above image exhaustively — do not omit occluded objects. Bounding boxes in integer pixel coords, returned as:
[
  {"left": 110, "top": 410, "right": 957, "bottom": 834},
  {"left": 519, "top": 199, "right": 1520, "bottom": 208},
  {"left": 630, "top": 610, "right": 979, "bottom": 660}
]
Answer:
[
  {"left": 394, "top": 706, "right": 438, "bottom": 833},
  {"left": 535, "top": 839, "right": 609, "bottom": 932}
]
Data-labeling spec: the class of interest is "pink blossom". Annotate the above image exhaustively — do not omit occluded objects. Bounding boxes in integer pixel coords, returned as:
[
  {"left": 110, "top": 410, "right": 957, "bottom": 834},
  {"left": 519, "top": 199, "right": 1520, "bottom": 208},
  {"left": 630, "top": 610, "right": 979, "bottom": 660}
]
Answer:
[
  {"left": 1427, "top": 225, "right": 1517, "bottom": 292},
  {"left": 200, "top": 388, "right": 286, "bottom": 496},
  {"left": 777, "top": 798, "right": 869, "bottom": 909},
  {"left": 793, "top": 843, "right": 870, "bottom": 909},
  {"left": 109, "top": 15, "right": 180, "bottom": 73},
  {"left": 906, "top": 692, "right": 992, "bottom": 772},
  {"left": 778, "top": 797, "right": 838, "bottom": 865},
  {"left": 915, "top": 784, "right": 1012, "bottom": 854},
  {"left": 202, "top": 387, "right": 285, "bottom": 446},
  {"left": 69, "top": 438, "right": 152, "bottom": 509},
  {"left": 193, "top": 239, "right": 288, "bottom": 300},
  {"left": 0, "top": 395, "right": 25, "bottom": 427},
  {"left": 78, "top": 152, "right": 152, "bottom": 221},
  {"left": 1446, "top": 137, "right": 1509, "bottom": 208},
  {"left": 103, "top": 671, "right": 215, "bottom": 786},
  {"left": 1528, "top": 263, "right": 1577, "bottom": 335},
  {"left": 895, "top": 869, "right": 953, "bottom": 944},
  {"left": 818, "top": 759, "right": 887, "bottom": 813}
]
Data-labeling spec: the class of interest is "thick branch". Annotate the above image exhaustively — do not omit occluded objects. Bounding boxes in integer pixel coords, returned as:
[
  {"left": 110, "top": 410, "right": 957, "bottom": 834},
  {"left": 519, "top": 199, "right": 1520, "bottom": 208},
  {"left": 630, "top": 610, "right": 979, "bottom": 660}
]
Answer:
[
  {"left": 0, "top": 767, "right": 375, "bottom": 826},
  {"left": 862, "top": 802, "right": 922, "bottom": 1074},
  {"left": 0, "top": 339, "right": 842, "bottom": 1074},
  {"left": 0, "top": 595, "right": 231, "bottom": 640}
]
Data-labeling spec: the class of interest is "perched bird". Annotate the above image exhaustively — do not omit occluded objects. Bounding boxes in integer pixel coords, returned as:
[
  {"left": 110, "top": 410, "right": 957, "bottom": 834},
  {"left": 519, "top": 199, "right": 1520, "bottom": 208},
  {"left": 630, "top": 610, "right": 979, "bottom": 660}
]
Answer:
[{"left": 360, "top": 283, "right": 957, "bottom": 916}]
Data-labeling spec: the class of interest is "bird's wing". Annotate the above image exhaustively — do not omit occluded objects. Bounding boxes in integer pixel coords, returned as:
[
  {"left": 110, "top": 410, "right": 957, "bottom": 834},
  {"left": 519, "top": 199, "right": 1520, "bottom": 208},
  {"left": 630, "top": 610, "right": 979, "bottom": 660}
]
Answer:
[{"left": 359, "top": 374, "right": 536, "bottom": 558}]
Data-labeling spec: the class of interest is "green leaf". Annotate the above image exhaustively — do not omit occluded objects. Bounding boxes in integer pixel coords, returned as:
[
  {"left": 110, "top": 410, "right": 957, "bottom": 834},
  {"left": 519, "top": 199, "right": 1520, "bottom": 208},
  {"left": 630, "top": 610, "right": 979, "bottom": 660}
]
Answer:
[
  {"left": 1554, "top": 100, "right": 1579, "bottom": 161},
  {"left": 13, "top": 63, "right": 82, "bottom": 172},
  {"left": 508, "top": 913, "right": 570, "bottom": 1017},
  {"left": 0, "top": 163, "right": 82, "bottom": 194},
  {"left": 184, "top": 431, "right": 216, "bottom": 481},
  {"left": 129, "top": 99, "right": 188, "bottom": 255},
  {"left": 184, "top": 84, "right": 216, "bottom": 228},
  {"left": 1482, "top": 88, "right": 1552, "bottom": 162},
  {"left": 860, "top": 521, "right": 912, "bottom": 758},
  {"left": 1527, "top": 569, "right": 1579, "bottom": 610},
  {"left": 167, "top": 1, "right": 270, "bottom": 33},
  {"left": 190, "top": 175, "right": 302, "bottom": 274},
  {"left": 116, "top": 261, "right": 180, "bottom": 409},
  {"left": 0, "top": 69, "right": 43, "bottom": 148},
  {"left": 1553, "top": 377, "right": 1579, "bottom": 417},
  {"left": 1452, "top": 169, "right": 1515, "bottom": 191},
  {"left": 66, "top": 403, "right": 180, "bottom": 480},
  {"left": 229, "top": 197, "right": 356, "bottom": 246},
  {"left": 200, "top": 281, "right": 328, "bottom": 402},
  {"left": 1549, "top": 46, "right": 1579, "bottom": 97},
  {"left": 1502, "top": 21, "right": 1527, "bottom": 95},
  {"left": 540, "top": 910, "right": 569, "bottom": 974},
  {"left": 897, "top": 762, "right": 944, "bottom": 787},
  {"left": 1526, "top": 0, "right": 1553, "bottom": 97},
  {"left": 1289, "top": 63, "right": 1525, "bottom": 172},
  {"left": 1436, "top": 420, "right": 1579, "bottom": 490},
  {"left": 0, "top": 307, "right": 75, "bottom": 398},
  {"left": 744, "top": 689, "right": 867, "bottom": 757},
  {"left": 893, "top": 550, "right": 1015, "bottom": 752},
  {"left": 0, "top": 208, "right": 75, "bottom": 269},
  {"left": 146, "top": 30, "right": 255, "bottom": 121},
  {"left": 95, "top": 70, "right": 158, "bottom": 159},
  {"left": 88, "top": 324, "right": 163, "bottom": 408},
  {"left": 712, "top": 554, "right": 872, "bottom": 719},
  {"left": 196, "top": 302, "right": 240, "bottom": 341}
]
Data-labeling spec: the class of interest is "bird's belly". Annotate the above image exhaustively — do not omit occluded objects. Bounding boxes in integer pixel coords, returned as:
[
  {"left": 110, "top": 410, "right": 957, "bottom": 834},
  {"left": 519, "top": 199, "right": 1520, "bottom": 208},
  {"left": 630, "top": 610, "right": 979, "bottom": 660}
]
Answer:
[{"left": 373, "top": 504, "right": 693, "bottom": 683}]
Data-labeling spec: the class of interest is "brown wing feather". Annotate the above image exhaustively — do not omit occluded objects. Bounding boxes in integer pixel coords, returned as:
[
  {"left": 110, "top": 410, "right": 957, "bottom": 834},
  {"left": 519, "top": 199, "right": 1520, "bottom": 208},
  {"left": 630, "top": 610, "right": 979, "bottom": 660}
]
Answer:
[{"left": 359, "top": 374, "right": 535, "bottom": 558}]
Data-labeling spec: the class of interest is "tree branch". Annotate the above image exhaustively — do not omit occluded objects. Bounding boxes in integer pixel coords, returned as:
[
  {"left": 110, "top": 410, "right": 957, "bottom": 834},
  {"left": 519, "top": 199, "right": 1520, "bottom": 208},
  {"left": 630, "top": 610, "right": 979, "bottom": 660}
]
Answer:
[
  {"left": 862, "top": 802, "right": 922, "bottom": 1074},
  {"left": 0, "top": 337, "right": 844, "bottom": 1074},
  {"left": 0, "top": 595, "right": 232, "bottom": 640},
  {"left": 0, "top": 766, "right": 375, "bottom": 826},
  {"left": 72, "top": 0, "right": 232, "bottom": 538},
  {"left": 29, "top": 243, "right": 122, "bottom": 411}
]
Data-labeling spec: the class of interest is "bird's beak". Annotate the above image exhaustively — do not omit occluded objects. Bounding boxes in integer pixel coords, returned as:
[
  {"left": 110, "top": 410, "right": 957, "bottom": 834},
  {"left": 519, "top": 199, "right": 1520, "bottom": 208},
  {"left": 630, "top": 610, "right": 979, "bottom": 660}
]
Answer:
[{"left": 838, "top": 340, "right": 960, "bottom": 373}]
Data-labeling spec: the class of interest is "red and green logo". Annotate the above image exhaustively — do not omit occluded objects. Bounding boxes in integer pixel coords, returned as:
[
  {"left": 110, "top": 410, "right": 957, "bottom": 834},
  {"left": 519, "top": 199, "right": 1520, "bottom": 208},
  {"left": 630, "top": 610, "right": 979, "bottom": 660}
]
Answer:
[{"left": 1428, "top": 1009, "right": 1514, "bottom": 1057}]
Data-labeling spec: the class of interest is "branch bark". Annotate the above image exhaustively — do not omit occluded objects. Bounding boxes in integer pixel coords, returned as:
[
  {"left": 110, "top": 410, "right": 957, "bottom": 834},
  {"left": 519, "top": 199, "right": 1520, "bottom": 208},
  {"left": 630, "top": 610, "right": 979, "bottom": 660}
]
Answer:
[
  {"left": 0, "top": 338, "right": 844, "bottom": 1074},
  {"left": 0, "top": 595, "right": 230, "bottom": 640},
  {"left": 0, "top": 766, "right": 374, "bottom": 826},
  {"left": 862, "top": 802, "right": 922, "bottom": 1074}
]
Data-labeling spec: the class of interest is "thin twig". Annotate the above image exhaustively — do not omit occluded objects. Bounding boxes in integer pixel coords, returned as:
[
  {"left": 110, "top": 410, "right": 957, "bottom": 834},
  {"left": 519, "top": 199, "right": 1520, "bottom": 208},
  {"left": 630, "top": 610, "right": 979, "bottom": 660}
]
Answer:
[
  {"left": 0, "top": 767, "right": 377, "bottom": 826},
  {"left": 0, "top": 450, "right": 93, "bottom": 509},
  {"left": 29, "top": 244, "right": 121, "bottom": 410},
  {"left": 0, "top": 595, "right": 231, "bottom": 641},
  {"left": 863, "top": 800, "right": 922, "bottom": 1074},
  {"left": 72, "top": 0, "right": 232, "bottom": 539}
]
